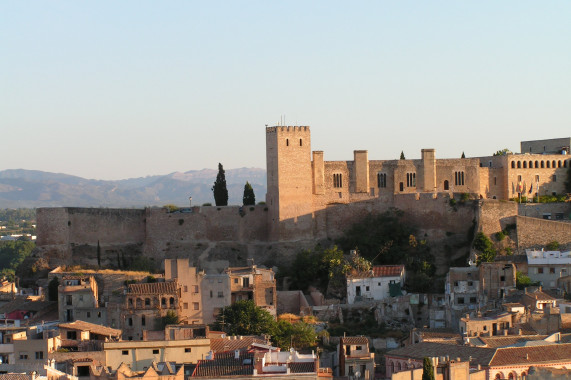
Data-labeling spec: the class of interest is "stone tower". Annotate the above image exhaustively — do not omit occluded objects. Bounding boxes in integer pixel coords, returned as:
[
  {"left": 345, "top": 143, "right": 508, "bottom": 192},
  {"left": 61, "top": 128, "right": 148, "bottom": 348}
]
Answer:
[{"left": 265, "top": 126, "right": 314, "bottom": 240}]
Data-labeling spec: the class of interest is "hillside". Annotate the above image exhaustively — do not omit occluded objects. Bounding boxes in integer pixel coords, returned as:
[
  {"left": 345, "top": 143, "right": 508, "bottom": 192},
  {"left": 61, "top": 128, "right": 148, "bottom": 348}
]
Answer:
[{"left": 0, "top": 168, "right": 267, "bottom": 208}]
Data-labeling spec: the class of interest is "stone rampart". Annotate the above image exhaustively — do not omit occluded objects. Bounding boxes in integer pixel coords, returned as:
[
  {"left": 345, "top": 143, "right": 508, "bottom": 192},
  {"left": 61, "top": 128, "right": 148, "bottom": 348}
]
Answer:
[
  {"left": 518, "top": 202, "right": 571, "bottom": 222},
  {"left": 477, "top": 200, "right": 518, "bottom": 236},
  {"left": 516, "top": 216, "right": 571, "bottom": 251}
]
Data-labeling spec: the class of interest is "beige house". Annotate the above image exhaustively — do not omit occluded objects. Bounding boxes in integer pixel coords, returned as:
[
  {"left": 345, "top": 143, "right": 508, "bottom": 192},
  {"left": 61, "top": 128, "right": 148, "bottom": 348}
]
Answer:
[
  {"left": 201, "top": 273, "right": 231, "bottom": 325},
  {"left": 122, "top": 281, "right": 180, "bottom": 341},
  {"left": 226, "top": 265, "right": 277, "bottom": 317},
  {"left": 338, "top": 337, "right": 374, "bottom": 380},
  {"left": 58, "top": 276, "right": 104, "bottom": 324},
  {"left": 164, "top": 259, "right": 204, "bottom": 325},
  {"left": 104, "top": 334, "right": 210, "bottom": 371},
  {"left": 459, "top": 313, "right": 513, "bottom": 337}
]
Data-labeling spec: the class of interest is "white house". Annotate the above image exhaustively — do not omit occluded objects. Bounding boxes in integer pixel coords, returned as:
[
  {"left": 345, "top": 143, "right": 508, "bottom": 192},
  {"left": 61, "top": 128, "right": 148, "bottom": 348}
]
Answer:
[
  {"left": 346, "top": 265, "right": 405, "bottom": 304},
  {"left": 526, "top": 249, "right": 571, "bottom": 288}
]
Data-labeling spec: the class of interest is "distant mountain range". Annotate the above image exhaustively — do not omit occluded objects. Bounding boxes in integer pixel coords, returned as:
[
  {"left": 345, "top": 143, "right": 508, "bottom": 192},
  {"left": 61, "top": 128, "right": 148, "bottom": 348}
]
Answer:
[{"left": 0, "top": 168, "right": 267, "bottom": 208}]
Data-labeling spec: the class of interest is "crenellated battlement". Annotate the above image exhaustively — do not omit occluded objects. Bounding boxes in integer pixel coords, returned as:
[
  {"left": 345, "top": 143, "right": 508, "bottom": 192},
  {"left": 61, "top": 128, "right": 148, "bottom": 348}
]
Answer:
[{"left": 266, "top": 126, "right": 310, "bottom": 133}]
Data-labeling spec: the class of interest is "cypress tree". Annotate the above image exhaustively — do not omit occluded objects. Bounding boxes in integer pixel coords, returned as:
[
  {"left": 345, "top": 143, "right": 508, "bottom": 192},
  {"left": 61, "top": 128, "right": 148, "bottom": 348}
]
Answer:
[
  {"left": 243, "top": 182, "right": 255, "bottom": 206},
  {"left": 461, "top": 151, "right": 466, "bottom": 159},
  {"left": 400, "top": 151, "right": 405, "bottom": 160},
  {"left": 212, "top": 163, "right": 229, "bottom": 206},
  {"left": 422, "top": 357, "right": 435, "bottom": 380}
]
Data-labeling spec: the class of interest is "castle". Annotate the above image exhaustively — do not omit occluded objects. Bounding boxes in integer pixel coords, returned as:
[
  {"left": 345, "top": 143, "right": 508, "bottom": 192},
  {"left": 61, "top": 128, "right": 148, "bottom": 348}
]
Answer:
[
  {"left": 35, "top": 129, "right": 570, "bottom": 269},
  {"left": 265, "top": 126, "right": 569, "bottom": 240}
]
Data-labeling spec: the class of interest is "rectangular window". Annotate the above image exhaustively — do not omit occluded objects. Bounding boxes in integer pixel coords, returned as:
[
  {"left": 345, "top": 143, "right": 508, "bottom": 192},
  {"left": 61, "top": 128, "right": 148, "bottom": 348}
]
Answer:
[
  {"left": 457, "top": 297, "right": 465, "bottom": 304},
  {"left": 184, "top": 285, "right": 188, "bottom": 292},
  {"left": 184, "top": 303, "right": 188, "bottom": 309},
  {"left": 67, "top": 331, "right": 77, "bottom": 340},
  {"left": 365, "top": 286, "right": 369, "bottom": 291},
  {"left": 470, "top": 297, "right": 477, "bottom": 303},
  {"left": 66, "top": 295, "right": 72, "bottom": 306},
  {"left": 185, "top": 348, "right": 192, "bottom": 353},
  {"left": 210, "top": 290, "right": 213, "bottom": 298},
  {"left": 356, "top": 346, "right": 362, "bottom": 351},
  {"left": 538, "top": 267, "right": 544, "bottom": 274},
  {"left": 553, "top": 175, "right": 557, "bottom": 182},
  {"left": 122, "top": 350, "right": 129, "bottom": 355},
  {"left": 193, "top": 302, "right": 199, "bottom": 310},
  {"left": 153, "top": 349, "right": 159, "bottom": 354},
  {"left": 192, "top": 285, "right": 199, "bottom": 293},
  {"left": 35, "top": 351, "right": 43, "bottom": 359},
  {"left": 19, "top": 353, "right": 28, "bottom": 360},
  {"left": 218, "top": 291, "right": 224, "bottom": 298},
  {"left": 378, "top": 173, "right": 387, "bottom": 188},
  {"left": 234, "top": 278, "right": 239, "bottom": 284},
  {"left": 550, "top": 267, "right": 556, "bottom": 274},
  {"left": 333, "top": 173, "right": 343, "bottom": 188},
  {"left": 500, "top": 276, "right": 505, "bottom": 281},
  {"left": 87, "top": 311, "right": 91, "bottom": 318}
]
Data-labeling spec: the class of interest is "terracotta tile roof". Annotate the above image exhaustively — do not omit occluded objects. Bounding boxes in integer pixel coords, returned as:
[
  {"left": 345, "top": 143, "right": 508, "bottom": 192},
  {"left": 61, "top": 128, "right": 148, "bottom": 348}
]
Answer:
[
  {"left": 522, "top": 290, "right": 556, "bottom": 301},
  {"left": 372, "top": 265, "right": 405, "bottom": 277},
  {"left": 489, "top": 343, "right": 571, "bottom": 366},
  {"left": 415, "top": 328, "right": 459, "bottom": 340},
  {"left": 289, "top": 361, "right": 316, "bottom": 373},
  {"left": 386, "top": 342, "right": 495, "bottom": 366},
  {"left": 478, "top": 335, "right": 550, "bottom": 348},
  {"left": 192, "top": 351, "right": 254, "bottom": 377},
  {"left": 341, "top": 336, "right": 369, "bottom": 346},
  {"left": 128, "top": 281, "right": 177, "bottom": 295},
  {"left": 0, "top": 375, "right": 33, "bottom": 380},
  {"left": 59, "top": 320, "right": 122, "bottom": 337},
  {"left": 210, "top": 336, "right": 268, "bottom": 353}
]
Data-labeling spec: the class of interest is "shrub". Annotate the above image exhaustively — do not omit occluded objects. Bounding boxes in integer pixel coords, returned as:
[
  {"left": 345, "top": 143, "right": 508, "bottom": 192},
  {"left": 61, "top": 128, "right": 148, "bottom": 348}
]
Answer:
[
  {"left": 495, "top": 231, "right": 506, "bottom": 241},
  {"left": 546, "top": 241, "right": 560, "bottom": 251},
  {"left": 460, "top": 193, "right": 470, "bottom": 202}
]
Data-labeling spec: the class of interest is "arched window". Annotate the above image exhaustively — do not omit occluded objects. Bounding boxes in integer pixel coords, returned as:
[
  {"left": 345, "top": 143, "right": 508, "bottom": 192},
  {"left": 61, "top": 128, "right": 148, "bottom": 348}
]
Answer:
[
  {"left": 169, "top": 297, "right": 175, "bottom": 306},
  {"left": 508, "top": 373, "right": 514, "bottom": 379},
  {"left": 523, "top": 161, "right": 527, "bottom": 168},
  {"left": 541, "top": 161, "right": 545, "bottom": 168},
  {"left": 495, "top": 373, "right": 502, "bottom": 379},
  {"left": 521, "top": 371, "right": 527, "bottom": 379},
  {"left": 141, "top": 315, "right": 146, "bottom": 326},
  {"left": 390, "top": 362, "right": 395, "bottom": 374},
  {"left": 511, "top": 161, "right": 515, "bottom": 169},
  {"left": 299, "top": 139, "right": 302, "bottom": 146},
  {"left": 565, "top": 160, "right": 569, "bottom": 168},
  {"left": 286, "top": 139, "right": 289, "bottom": 146},
  {"left": 517, "top": 161, "right": 521, "bottom": 168},
  {"left": 145, "top": 298, "right": 150, "bottom": 306},
  {"left": 552, "top": 160, "right": 556, "bottom": 167},
  {"left": 136, "top": 298, "right": 142, "bottom": 308},
  {"left": 161, "top": 298, "right": 166, "bottom": 306},
  {"left": 529, "top": 160, "right": 533, "bottom": 168},
  {"left": 547, "top": 161, "right": 551, "bottom": 168},
  {"left": 535, "top": 160, "right": 539, "bottom": 168},
  {"left": 444, "top": 180, "right": 449, "bottom": 190},
  {"left": 558, "top": 160, "right": 562, "bottom": 168},
  {"left": 397, "top": 362, "right": 401, "bottom": 371}
]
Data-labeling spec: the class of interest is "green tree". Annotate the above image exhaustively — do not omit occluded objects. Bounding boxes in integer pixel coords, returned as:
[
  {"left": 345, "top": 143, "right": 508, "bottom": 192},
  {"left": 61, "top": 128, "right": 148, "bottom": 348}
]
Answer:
[
  {"left": 214, "top": 300, "right": 276, "bottom": 336},
  {"left": 212, "top": 163, "right": 229, "bottom": 206},
  {"left": 461, "top": 152, "right": 466, "bottom": 159},
  {"left": 272, "top": 320, "right": 316, "bottom": 350},
  {"left": 242, "top": 182, "right": 256, "bottom": 206},
  {"left": 546, "top": 241, "right": 560, "bottom": 251},
  {"left": 423, "top": 357, "right": 435, "bottom": 380},
  {"left": 48, "top": 276, "right": 59, "bottom": 301},
  {"left": 400, "top": 151, "right": 405, "bottom": 160},
  {"left": 161, "top": 310, "right": 179, "bottom": 328},
  {"left": 516, "top": 271, "right": 536, "bottom": 290},
  {"left": 493, "top": 148, "right": 512, "bottom": 156}
]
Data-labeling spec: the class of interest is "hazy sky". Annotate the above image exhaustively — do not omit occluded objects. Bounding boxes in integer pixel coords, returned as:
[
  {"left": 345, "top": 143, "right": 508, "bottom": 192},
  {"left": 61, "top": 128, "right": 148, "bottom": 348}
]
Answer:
[{"left": 2, "top": 1, "right": 569, "bottom": 180}]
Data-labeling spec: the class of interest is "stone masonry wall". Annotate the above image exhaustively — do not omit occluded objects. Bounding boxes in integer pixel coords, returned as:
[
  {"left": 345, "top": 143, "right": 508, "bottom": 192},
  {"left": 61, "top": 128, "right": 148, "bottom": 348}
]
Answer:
[{"left": 516, "top": 216, "right": 571, "bottom": 251}]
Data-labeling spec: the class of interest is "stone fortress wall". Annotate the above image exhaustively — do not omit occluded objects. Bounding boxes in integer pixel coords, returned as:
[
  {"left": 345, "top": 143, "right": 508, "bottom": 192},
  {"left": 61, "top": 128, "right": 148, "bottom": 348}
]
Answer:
[{"left": 35, "top": 127, "right": 571, "bottom": 270}]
